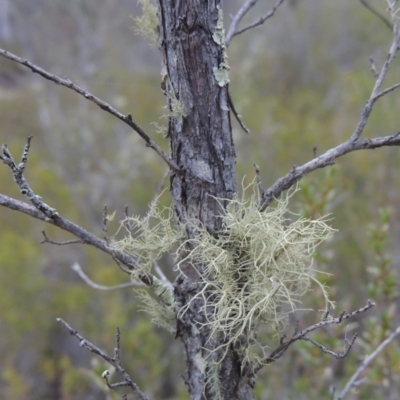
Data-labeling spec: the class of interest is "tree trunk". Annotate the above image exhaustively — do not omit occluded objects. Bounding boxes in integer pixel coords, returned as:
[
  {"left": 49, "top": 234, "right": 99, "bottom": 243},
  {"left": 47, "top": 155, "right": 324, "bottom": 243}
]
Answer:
[{"left": 158, "top": 1, "right": 253, "bottom": 399}]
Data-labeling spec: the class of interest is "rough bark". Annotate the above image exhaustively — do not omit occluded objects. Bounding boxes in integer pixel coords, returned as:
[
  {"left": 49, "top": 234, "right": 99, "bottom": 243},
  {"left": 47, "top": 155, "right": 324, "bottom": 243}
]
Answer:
[{"left": 158, "top": 1, "right": 252, "bottom": 399}]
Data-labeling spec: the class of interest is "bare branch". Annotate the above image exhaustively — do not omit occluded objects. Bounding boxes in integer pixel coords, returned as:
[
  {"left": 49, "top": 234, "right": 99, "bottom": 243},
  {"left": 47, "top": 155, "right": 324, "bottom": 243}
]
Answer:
[
  {"left": 369, "top": 56, "right": 379, "bottom": 78},
  {"left": 301, "top": 334, "right": 357, "bottom": 359},
  {"left": 226, "top": 0, "right": 286, "bottom": 45},
  {"left": 41, "top": 230, "right": 84, "bottom": 246},
  {"left": 349, "top": 30, "right": 400, "bottom": 142},
  {"left": 257, "top": 9, "right": 400, "bottom": 210},
  {"left": 335, "top": 324, "right": 400, "bottom": 400},
  {"left": 254, "top": 163, "right": 265, "bottom": 199},
  {"left": 249, "top": 300, "right": 375, "bottom": 377},
  {"left": 260, "top": 131, "right": 400, "bottom": 210},
  {"left": 359, "top": 0, "right": 392, "bottom": 30},
  {"left": 57, "top": 319, "right": 149, "bottom": 400},
  {"left": 374, "top": 81, "right": 400, "bottom": 100},
  {"left": 1, "top": 136, "right": 58, "bottom": 219},
  {"left": 0, "top": 48, "right": 180, "bottom": 173},
  {"left": 0, "top": 191, "right": 163, "bottom": 284},
  {"left": 71, "top": 262, "right": 144, "bottom": 290},
  {"left": 226, "top": 0, "right": 261, "bottom": 46},
  {"left": 228, "top": 87, "right": 250, "bottom": 134}
]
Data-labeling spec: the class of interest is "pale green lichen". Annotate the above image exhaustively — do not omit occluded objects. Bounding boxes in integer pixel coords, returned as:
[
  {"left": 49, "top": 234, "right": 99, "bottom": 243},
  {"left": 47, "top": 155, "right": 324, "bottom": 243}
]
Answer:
[
  {"left": 111, "top": 182, "right": 335, "bottom": 361},
  {"left": 213, "top": 64, "right": 230, "bottom": 87},
  {"left": 206, "top": 361, "right": 223, "bottom": 400},
  {"left": 110, "top": 199, "right": 183, "bottom": 280},
  {"left": 132, "top": 0, "right": 159, "bottom": 45},
  {"left": 176, "top": 184, "right": 334, "bottom": 364},
  {"left": 162, "top": 80, "right": 187, "bottom": 119},
  {"left": 212, "top": 6, "right": 230, "bottom": 87},
  {"left": 136, "top": 289, "right": 176, "bottom": 333}
]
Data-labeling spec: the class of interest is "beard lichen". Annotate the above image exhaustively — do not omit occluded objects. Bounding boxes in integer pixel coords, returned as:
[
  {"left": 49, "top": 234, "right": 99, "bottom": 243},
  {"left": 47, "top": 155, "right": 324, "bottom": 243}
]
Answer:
[
  {"left": 131, "top": 0, "right": 159, "bottom": 45},
  {"left": 176, "top": 185, "right": 334, "bottom": 364},
  {"left": 110, "top": 183, "right": 334, "bottom": 364},
  {"left": 110, "top": 198, "right": 182, "bottom": 332}
]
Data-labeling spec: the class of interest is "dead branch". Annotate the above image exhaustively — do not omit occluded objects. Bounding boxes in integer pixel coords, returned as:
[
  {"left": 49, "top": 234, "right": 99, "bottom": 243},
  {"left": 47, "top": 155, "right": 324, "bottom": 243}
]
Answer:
[
  {"left": 71, "top": 262, "right": 144, "bottom": 290},
  {"left": 335, "top": 324, "right": 400, "bottom": 400},
  {"left": 0, "top": 137, "right": 160, "bottom": 287},
  {"left": 1, "top": 136, "right": 58, "bottom": 219},
  {"left": 260, "top": 19, "right": 400, "bottom": 210},
  {"left": 259, "top": 131, "right": 400, "bottom": 210},
  {"left": 359, "top": 0, "right": 392, "bottom": 30},
  {"left": 0, "top": 48, "right": 180, "bottom": 173},
  {"left": 248, "top": 300, "right": 375, "bottom": 377},
  {"left": 57, "top": 318, "right": 149, "bottom": 400},
  {"left": 226, "top": 0, "right": 286, "bottom": 45},
  {"left": 41, "top": 230, "right": 84, "bottom": 246}
]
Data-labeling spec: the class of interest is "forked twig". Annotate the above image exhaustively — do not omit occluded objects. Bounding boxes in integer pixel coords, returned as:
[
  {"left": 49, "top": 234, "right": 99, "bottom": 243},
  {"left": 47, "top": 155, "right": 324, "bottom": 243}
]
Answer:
[
  {"left": 335, "top": 324, "right": 400, "bottom": 400},
  {"left": 57, "top": 319, "right": 149, "bottom": 400},
  {"left": 226, "top": 0, "right": 286, "bottom": 45},
  {"left": 0, "top": 137, "right": 159, "bottom": 287},
  {"left": 247, "top": 300, "right": 375, "bottom": 378}
]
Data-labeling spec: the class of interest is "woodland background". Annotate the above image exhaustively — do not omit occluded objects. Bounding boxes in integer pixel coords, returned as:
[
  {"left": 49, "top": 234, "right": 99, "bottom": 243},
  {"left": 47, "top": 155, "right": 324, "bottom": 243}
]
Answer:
[{"left": 0, "top": 0, "right": 400, "bottom": 399}]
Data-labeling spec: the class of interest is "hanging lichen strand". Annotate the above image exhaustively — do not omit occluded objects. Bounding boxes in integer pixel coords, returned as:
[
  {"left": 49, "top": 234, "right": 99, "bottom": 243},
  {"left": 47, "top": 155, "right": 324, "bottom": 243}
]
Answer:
[
  {"left": 177, "top": 186, "right": 334, "bottom": 364},
  {"left": 110, "top": 184, "right": 334, "bottom": 363}
]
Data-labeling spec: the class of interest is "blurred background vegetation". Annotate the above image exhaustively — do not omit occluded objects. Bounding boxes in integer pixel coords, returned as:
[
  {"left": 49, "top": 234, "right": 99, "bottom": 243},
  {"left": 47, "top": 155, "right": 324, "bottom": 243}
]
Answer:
[{"left": 0, "top": 0, "right": 399, "bottom": 399}]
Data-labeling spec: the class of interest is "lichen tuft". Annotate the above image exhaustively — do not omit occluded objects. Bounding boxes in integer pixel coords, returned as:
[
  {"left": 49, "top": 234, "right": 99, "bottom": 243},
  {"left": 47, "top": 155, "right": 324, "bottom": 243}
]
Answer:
[
  {"left": 176, "top": 183, "right": 335, "bottom": 363},
  {"left": 132, "top": 0, "right": 159, "bottom": 45}
]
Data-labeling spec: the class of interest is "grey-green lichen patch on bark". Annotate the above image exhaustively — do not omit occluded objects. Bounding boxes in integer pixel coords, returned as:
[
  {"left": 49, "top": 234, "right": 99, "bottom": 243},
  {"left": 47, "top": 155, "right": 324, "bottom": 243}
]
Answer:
[{"left": 213, "top": 6, "right": 230, "bottom": 87}]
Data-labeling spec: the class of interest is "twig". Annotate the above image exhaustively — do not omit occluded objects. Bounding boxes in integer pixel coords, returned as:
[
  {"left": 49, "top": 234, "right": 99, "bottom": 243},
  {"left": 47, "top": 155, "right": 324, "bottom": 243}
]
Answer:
[
  {"left": 154, "top": 168, "right": 170, "bottom": 201},
  {"left": 301, "top": 334, "right": 357, "bottom": 359},
  {"left": 228, "top": 87, "right": 250, "bottom": 134},
  {"left": 249, "top": 300, "right": 375, "bottom": 377},
  {"left": 259, "top": 10, "right": 400, "bottom": 210},
  {"left": 359, "top": 0, "right": 392, "bottom": 30},
  {"left": 335, "top": 324, "right": 400, "bottom": 400},
  {"left": 0, "top": 48, "right": 180, "bottom": 173},
  {"left": 374, "top": 81, "right": 400, "bottom": 101},
  {"left": 226, "top": 0, "right": 286, "bottom": 45},
  {"left": 226, "top": 0, "right": 261, "bottom": 46},
  {"left": 41, "top": 230, "right": 84, "bottom": 246},
  {"left": 254, "top": 164, "right": 265, "bottom": 198},
  {"left": 0, "top": 139, "right": 159, "bottom": 287},
  {"left": 369, "top": 56, "right": 378, "bottom": 78},
  {"left": 57, "top": 319, "right": 149, "bottom": 400},
  {"left": 349, "top": 25, "right": 399, "bottom": 142},
  {"left": 1, "top": 136, "right": 58, "bottom": 219},
  {"left": 71, "top": 262, "right": 145, "bottom": 290},
  {"left": 259, "top": 132, "right": 400, "bottom": 210}
]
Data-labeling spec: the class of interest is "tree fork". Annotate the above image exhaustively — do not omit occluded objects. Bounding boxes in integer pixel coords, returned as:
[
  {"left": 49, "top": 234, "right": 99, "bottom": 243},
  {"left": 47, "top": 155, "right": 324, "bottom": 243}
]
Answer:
[{"left": 158, "top": 1, "right": 250, "bottom": 399}]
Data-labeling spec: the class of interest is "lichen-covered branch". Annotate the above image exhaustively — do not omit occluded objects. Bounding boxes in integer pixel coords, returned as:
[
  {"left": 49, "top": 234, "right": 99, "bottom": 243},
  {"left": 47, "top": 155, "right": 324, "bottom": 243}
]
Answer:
[{"left": 0, "top": 47, "right": 180, "bottom": 172}]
